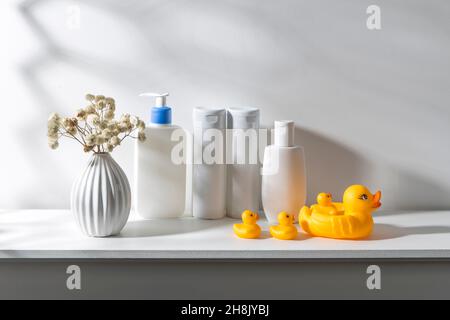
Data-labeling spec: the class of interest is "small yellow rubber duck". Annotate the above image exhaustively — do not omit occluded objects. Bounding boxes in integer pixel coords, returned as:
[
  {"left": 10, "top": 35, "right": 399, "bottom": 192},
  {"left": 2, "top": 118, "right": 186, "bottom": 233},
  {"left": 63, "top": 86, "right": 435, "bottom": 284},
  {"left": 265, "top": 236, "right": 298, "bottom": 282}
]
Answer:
[
  {"left": 299, "top": 185, "right": 382, "bottom": 240},
  {"left": 233, "top": 210, "right": 261, "bottom": 239},
  {"left": 311, "top": 193, "right": 340, "bottom": 216},
  {"left": 270, "top": 212, "right": 298, "bottom": 240}
]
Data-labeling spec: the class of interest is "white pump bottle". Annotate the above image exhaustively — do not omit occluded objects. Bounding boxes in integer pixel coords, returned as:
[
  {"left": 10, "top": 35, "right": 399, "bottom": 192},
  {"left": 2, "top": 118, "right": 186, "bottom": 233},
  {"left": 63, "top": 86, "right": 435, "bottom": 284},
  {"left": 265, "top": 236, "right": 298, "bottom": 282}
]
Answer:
[{"left": 134, "top": 93, "right": 187, "bottom": 219}]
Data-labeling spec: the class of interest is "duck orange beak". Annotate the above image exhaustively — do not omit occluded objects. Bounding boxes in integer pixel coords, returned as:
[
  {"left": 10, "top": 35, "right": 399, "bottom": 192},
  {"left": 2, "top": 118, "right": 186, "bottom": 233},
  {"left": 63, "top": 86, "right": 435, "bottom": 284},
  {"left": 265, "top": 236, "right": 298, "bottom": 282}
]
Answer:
[{"left": 372, "top": 191, "right": 382, "bottom": 208}]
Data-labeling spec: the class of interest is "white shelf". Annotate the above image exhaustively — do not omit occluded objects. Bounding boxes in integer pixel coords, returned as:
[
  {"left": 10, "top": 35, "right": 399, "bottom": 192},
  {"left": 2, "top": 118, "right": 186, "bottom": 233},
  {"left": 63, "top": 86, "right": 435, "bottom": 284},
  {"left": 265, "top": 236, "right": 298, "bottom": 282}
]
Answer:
[{"left": 1, "top": 210, "right": 450, "bottom": 259}]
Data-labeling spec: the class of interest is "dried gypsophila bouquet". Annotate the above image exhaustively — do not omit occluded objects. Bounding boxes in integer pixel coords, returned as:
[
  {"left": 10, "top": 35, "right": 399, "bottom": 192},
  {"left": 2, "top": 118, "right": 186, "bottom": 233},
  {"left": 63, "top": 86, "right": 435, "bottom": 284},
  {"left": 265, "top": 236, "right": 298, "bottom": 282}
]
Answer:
[{"left": 47, "top": 94, "right": 146, "bottom": 153}]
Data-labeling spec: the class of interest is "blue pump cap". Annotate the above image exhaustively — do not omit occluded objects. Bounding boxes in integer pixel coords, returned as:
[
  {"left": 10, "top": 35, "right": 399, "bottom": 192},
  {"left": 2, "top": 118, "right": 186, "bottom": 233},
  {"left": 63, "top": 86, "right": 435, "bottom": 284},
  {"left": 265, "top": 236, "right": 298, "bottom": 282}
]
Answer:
[
  {"left": 139, "top": 92, "right": 172, "bottom": 125},
  {"left": 151, "top": 106, "right": 172, "bottom": 124}
]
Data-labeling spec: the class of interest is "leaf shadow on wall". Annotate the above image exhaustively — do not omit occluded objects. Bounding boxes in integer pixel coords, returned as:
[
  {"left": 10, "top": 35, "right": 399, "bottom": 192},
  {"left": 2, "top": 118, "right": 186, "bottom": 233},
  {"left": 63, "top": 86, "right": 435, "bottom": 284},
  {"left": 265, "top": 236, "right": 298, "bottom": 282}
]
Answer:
[
  {"left": 16, "top": 0, "right": 450, "bottom": 213},
  {"left": 16, "top": 0, "right": 159, "bottom": 208}
]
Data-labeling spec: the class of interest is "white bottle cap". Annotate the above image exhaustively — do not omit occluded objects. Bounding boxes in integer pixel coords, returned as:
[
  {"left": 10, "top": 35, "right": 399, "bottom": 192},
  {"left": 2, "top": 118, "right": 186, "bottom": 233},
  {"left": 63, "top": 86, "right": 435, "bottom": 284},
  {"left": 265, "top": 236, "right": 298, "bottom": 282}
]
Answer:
[
  {"left": 227, "top": 107, "right": 260, "bottom": 129},
  {"left": 274, "top": 120, "right": 295, "bottom": 147},
  {"left": 193, "top": 107, "right": 227, "bottom": 129}
]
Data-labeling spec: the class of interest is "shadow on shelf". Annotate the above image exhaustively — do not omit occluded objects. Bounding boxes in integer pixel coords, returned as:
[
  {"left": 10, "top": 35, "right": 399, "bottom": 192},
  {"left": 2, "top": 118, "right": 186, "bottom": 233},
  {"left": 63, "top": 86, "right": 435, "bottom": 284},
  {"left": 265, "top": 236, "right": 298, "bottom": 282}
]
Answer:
[
  {"left": 258, "top": 230, "right": 312, "bottom": 241},
  {"left": 369, "top": 223, "right": 450, "bottom": 240},
  {"left": 116, "top": 219, "right": 226, "bottom": 238}
]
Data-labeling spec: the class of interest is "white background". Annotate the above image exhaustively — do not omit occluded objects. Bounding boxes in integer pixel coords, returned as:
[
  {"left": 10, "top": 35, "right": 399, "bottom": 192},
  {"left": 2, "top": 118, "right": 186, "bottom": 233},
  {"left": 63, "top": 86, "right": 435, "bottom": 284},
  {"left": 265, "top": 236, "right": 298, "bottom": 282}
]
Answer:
[{"left": 1, "top": 0, "right": 449, "bottom": 210}]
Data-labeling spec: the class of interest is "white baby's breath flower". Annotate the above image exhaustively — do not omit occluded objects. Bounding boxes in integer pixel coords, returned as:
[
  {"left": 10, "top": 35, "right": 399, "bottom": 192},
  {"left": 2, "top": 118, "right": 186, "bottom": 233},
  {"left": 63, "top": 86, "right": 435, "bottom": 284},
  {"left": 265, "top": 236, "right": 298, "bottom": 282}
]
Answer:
[
  {"left": 47, "top": 116, "right": 60, "bottom": 140},
  {"left": 102, "top": 128, "right": 113, "bottom": 139},
  {"left": 85, "top": 105, "right": 96, "bottom": 114},
  {"left": 118, "top": 122, "right": 129, "bottom": 133},
  {"left": 48, "top": 112, "right": 61, "bottom": 123},
  {"left": 62, "top": 117, "right": 77, "bottom": 128},
  {"left": 95, "top": 135, "right": 106, "bottom": 145},
  {"left": 85, "top": 134, "right": 96, "bottom": 146},
  {"left": 47, "top": 119, "right": 59, "bottom": 129},
  {"left": 47, "top": 129, "right": 58, "bottom": 139},
  {"left": 138, "top": 132, "right": 146, "bottom": 142},
  {"left": 104, "top": 110, "right": 115, "bottom": 120},
  {"left": 76, "top": 109, "right": 87, "bottom": 121},
  {"left": 87, "top": 114, "right": 100, "bottom": 126},
  {"left": 66, "top": 126, "right": 77, "bottom": 136},
  {"left": 96, "top": 100, "right": 106, "bottom": 110},
  {"left": 95, "top": 95, "right": 105, "bottom": 103},
  {"left": 47, "top": 93, "right": 146, "bottom": 153},
  {"left": 48, "top": 139, "right": 59, "bottom": 150},
  {"left": 84, "top": 145, "right": 94, "bottom": 153},
  {"left": 137, "top": 120, "right": 145, "bottom": 132},
  {"left": 98, "top": 120, "right": 108, "bottom": 130},
  {"left": 110, "top": 136, "right": 121, "bottom": 147},
  {"left": 108, "top": 123, "right": 120, "bottom": 136},
  {"left": 130, "top": 116, "right": 139, "bottom": 125},
  {"left": 118, "top": 122, "right": 132, "bottom": 133},
  {"left": 61, "top": 117, "right": 69, "bottom": 126},
  {"left": 105, "top": 97, "right": 115, "bottom": 106},
  {"left": 47, "top": 119, "right": 59, "bottom": 132},
  {"left": 107, "top": 120, "right": 118, "bottom": 128},
  {"left": 120, "top": 114, "right": 131, "bottom": 123}
]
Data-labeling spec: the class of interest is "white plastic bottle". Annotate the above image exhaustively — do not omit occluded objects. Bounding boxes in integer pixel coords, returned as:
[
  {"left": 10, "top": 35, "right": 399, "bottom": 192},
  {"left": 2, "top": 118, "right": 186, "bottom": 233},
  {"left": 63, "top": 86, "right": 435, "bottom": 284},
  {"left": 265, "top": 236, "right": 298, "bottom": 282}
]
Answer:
[
  {"left": 261, "top": 120, "right": 306, "bottom": 224},
  {"left": 226, "top": 107, "right": 261, "bottom": 219},
  {"left": 134, "top": 93, "right": 187, "bottom": 219},
  {"left": 192, "top": 107, "right": 227, "bottom": 220}
]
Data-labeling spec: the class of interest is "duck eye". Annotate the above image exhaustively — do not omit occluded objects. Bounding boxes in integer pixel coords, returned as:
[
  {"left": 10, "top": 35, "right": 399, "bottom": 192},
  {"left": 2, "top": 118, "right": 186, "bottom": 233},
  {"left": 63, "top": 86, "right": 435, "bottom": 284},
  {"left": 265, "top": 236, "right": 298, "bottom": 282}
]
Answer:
[{"left": 359, "top": 194, "right": 368, "bottom": 200}]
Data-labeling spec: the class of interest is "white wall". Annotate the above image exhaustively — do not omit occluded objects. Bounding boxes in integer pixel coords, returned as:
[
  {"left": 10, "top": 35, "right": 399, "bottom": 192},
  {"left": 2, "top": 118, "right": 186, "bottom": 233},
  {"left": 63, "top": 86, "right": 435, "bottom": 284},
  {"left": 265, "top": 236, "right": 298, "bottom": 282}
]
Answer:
[{"left": 1, "top": 0, "right": 449, "bottom": 210}]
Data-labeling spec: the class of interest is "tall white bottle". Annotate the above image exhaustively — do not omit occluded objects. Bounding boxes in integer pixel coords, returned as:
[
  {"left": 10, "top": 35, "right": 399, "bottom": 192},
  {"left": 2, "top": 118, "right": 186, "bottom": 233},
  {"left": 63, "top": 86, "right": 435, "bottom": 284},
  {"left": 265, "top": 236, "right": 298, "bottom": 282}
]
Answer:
[
  {"left": 135, "top": 93, "right": 187, "bottom": 219},
  {"left": 192, "top": 107, "right": 227, "bottom": 220},
  {"left": 226, "top": 107, "right": 261, "bottom": 219},
  {"left": 261, "top": 120, "right": 306, "bottom": 224}
]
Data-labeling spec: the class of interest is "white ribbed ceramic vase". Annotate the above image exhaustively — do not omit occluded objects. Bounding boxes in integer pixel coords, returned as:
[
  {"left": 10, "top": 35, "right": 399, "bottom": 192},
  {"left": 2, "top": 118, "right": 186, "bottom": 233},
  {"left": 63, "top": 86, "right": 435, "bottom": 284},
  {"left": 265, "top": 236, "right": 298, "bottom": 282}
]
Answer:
[{"left": 71, "top": 153, "right": 131, "bottom": 237}]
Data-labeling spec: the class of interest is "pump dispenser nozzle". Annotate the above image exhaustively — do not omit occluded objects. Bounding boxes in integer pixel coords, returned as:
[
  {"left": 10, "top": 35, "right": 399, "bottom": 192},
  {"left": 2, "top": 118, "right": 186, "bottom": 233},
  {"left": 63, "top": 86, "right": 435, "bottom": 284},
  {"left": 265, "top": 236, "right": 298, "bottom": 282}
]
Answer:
[{"left": 139, "top": 92, "right": 172, "bottom": 125}]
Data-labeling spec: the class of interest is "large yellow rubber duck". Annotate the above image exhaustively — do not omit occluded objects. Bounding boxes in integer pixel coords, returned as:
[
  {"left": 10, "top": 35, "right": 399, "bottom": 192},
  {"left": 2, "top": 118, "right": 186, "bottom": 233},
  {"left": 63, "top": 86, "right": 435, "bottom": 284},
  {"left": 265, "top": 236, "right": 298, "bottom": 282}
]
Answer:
[
  {"left": 233, "top": 210, "right": 261, "bottom": 239},
  {"left": 299, "top": 185, "right": 382, "bottom": 240},
  {"left": 270, "top": 212, "right": 298, "bottom": 240}
]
